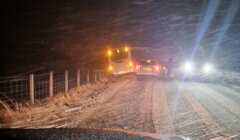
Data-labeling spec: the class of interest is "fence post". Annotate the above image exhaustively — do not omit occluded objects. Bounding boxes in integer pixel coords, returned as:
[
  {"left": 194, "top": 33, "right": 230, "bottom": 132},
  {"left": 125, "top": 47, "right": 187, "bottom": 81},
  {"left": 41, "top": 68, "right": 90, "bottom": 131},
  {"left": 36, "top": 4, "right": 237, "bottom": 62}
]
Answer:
[
  {"left": 49, "top": 71, "right": 53, "bottom": 98},
  {"left": 101, "top": 71, "right": 104, "bottom": 79},
  {"left": 87, "top": 69, "right": 90, "bottom": 83},
  {"left": 105, "top": 71, "right": 108, "bottom": 80},
  {"left": 97, "top": 71, "right": 99, "bottom": 81},
  {"left": 77, "top": 68, "right": 80, "bottom": 89},
  {"left": 99, "top": 71, "right": 102, "bottom": 81},
  {"left": 94, "top": 70, "right": 97, "bottom": 83},
  {"left": 103, "top": 71, "right": 106, "bottom": 79},
  {"left": 29, "top": 74, "right": 34, "bottom": 104},
  {"left": 65, "top": 70, "right": 68, "bottom": 93}
]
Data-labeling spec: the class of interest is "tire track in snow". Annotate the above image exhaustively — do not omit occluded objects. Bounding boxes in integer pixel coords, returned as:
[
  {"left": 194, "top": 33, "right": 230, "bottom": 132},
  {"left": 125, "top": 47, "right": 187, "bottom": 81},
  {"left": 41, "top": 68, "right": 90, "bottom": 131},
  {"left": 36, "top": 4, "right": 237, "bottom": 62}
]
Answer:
[
  {"left": 152, "top": 80, "right": 173, "bottom": 134},
  {"left": 75, "top": 77, "right": 136, "bottom": 128},
  {"left": 180, "top": 82, "right": 228, "bottom": 139},
  {"left": 189, "top": 82, "right": 240, "bottom": 137},
  {"left": 77, "top": 77, "right": 156, "bottom": 132}
]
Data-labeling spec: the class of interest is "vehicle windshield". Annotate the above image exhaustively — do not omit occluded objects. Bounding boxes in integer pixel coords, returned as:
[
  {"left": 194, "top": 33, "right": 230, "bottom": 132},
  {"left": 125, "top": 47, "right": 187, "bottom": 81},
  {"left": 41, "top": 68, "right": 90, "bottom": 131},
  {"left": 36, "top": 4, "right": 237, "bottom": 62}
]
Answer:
[
  {"left": 140, "top": 61, "right": 156, "bottom": 65},
  {"left": 112, "top": 49, "right": 128, "bottom": 61},
  {"left": 1, "top": 0, "right": 240, "bottom": 140}
]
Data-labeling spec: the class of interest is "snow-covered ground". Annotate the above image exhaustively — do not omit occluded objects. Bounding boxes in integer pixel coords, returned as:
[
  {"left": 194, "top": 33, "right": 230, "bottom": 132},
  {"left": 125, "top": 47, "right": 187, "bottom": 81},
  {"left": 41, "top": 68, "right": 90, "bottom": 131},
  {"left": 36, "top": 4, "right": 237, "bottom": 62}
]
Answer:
[{"left": 2, "top": 72, "right": 240, "bottom": 139}]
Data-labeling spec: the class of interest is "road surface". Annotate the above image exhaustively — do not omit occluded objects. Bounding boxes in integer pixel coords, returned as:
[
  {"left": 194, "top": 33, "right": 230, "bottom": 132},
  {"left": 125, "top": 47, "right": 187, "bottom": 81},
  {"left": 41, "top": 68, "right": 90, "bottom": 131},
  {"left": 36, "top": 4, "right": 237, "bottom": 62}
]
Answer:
[{"left": 6, "top": 74, "right": 240, "bottom": 139}]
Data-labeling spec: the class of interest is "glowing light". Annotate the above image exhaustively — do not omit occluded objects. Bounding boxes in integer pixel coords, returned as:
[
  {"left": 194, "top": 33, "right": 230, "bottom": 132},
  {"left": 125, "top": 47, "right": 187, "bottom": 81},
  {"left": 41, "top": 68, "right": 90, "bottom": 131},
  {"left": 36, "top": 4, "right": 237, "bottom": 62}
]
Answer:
[
  {"left": 147, "top": 60, "right": 151, "bottom": 63},
  {"left": 108, "top": 66, "right": 113, "bottom": 71},
  {"left": 136, "top": 65, "right": 141, "bottom": 70},
  {"left": 124, "top": 47, "right": 128, "bottom": 52},
  {"left": 129, "top": 62, "right": 133, "bottom": 67},
  {"left": 202, "top": 63, "right": 213, "bottom": 73},
  {"left": 108, "top": 50, "right": 112, "bottom": 56},
  {"left": 183, "top": 62, "right": 193, "bottom": 72},
  {"left": 154, "top": 65, "right": 159, "bottom": 71},
  {"left": 117, "top": 49, "right": 120, "bottom": 53}
]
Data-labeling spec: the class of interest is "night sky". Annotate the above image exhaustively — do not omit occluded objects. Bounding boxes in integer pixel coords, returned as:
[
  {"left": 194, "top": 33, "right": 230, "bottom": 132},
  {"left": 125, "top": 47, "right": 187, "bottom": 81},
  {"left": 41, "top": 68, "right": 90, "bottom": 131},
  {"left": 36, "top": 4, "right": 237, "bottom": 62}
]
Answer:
[{"left": 1, "top": 0, "right": 240, "bottom": 75}]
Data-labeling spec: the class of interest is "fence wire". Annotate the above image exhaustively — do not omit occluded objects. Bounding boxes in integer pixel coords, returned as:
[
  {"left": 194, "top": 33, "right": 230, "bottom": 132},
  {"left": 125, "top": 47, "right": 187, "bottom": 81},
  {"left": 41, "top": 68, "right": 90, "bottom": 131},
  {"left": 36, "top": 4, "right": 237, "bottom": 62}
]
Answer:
[
  {"left": 53, "top": 71, "right": 65, "bottom": 95},
  {"left": 0, "top": 76, "right": 29, "bottom": 105},
  {"left": 68, "top": 70, "right": 77, "bottom": 90},
  {"left": 80, "top": 68, "right": 88, "bottom": 85},
  {"left": 0, "top": 69, "right": 106, "bottom": 106},
  {"left": 34, "top": 73, "right": 49, "bottom": 100}
]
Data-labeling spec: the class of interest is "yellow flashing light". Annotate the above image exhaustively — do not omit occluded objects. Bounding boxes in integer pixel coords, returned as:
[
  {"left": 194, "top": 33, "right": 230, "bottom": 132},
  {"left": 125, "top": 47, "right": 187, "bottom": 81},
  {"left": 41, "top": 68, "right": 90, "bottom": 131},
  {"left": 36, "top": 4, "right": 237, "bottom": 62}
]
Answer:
[
  {"left": 124, "top": 46, "right": 128, "bottom": 52},
  {"left": 129, "top": 62, "right": 133, "bottom": 67},
  {"left": 108, "top": 65, "right": 113, "bottom": 71},
  {"left": 108, "top": 50, "right": 112, "bottom": 56}
]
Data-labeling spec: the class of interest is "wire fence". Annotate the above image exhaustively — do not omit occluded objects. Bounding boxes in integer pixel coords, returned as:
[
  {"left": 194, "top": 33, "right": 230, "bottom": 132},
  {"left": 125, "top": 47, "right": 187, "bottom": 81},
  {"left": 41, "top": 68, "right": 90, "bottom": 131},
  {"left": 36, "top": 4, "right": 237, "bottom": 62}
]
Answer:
[
  {"left": 68, "top": 69, "right": 77, "bottom": 90},
  {"left": 0, "top": 77, "right": 29, "bottom": 106},
  {"left": 53, "top": 71, "right": 65, "bottom": 95},
  {"left": 0, "top": 68, "right": 107, "bottom": 107},
  {"left": 34, "top": 73, "right": 49, "bottom": 100}
]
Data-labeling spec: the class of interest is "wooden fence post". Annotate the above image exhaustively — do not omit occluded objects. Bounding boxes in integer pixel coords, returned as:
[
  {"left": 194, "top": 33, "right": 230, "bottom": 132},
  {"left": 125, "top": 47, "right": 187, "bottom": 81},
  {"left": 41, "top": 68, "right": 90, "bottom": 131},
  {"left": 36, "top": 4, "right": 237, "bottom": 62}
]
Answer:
[
  {"left": 87, "top": 69, "right": 90, "bottom": 83},
  {"left": 101, "top": 71, "right": 104, "bottom": 79},
  {"left": 97, "top": 71, "right": 100, "bottom": 81},
  {"left": 49, "top": 71, "right": 53, "bottom": 97},
  {"left": 99, "top": 71, "right": 102, "bottom": 81},
  {"left": 65, "top": 70, "right": 68, "bottom": 93},
  {"left": 94, "top": 70, "right": 97, "bottom": 83},
  {"left": 77, "top": 68, "right": 80, "bottom": 89},
  {"left": 103, "top": 71, "right": 106, "bottom": 79},
  {"left": 29, "top": 74, "right": 34, "bottom": 104}
]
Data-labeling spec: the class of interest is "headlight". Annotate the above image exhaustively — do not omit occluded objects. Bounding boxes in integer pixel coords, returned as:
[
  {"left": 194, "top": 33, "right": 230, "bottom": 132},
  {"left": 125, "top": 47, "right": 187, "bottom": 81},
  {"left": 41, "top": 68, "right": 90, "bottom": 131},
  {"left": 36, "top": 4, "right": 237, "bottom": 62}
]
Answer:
[
  {"left": 129, "top": 62, "right": 133, "bottom": 67},
  {"left": 107, "top": 50, "right": 112, "bottom": 56},
  {"left": 202, "top": 63, "right": 213, "bottom": 73},
  {"left": 183, "top": 62, "right": 194, "bottom": 72},
  {"left": 108, "top": 66, "right": 113, "bottom": 71},
  {"left": 124, "top": 46, "right": 128, "bottom": 52}
]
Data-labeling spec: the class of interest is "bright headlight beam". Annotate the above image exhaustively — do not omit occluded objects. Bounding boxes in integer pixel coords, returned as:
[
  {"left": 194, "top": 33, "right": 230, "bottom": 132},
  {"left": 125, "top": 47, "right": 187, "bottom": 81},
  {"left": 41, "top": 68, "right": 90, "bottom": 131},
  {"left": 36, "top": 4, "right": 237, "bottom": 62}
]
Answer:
[
  {"left": 210, "top": 0, "right": 240, "bottom": 59},
  {"left": 203, "top": 63, "right": 213, "bottom": 73},
  {"left": 191, "top": 0, "right": 221, "bottom": 59},
  {"left": 183, "top": 62, "right": 193, "bottom": 72}
]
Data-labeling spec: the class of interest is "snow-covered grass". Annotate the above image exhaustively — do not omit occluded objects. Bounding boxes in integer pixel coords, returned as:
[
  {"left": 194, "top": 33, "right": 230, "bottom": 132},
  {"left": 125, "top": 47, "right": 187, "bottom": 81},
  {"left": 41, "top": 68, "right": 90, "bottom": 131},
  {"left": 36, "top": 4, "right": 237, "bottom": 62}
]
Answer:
[
  {"left": 0, "top": 100, "right": 14, "bottom": 125},
  {"left": 0, "top": 79, "right": 109, "bottom": 128}
]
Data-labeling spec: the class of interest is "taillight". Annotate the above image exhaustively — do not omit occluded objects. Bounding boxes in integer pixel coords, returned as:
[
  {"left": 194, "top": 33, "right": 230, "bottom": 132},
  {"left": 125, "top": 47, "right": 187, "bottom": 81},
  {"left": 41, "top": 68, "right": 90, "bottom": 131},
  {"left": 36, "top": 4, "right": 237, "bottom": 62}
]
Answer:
[
  {"left": 153, "top": 65, "right": 160, "bottom": 71},
  {"left": 136, "top": 65, "right": 141, "bottom": 70}
]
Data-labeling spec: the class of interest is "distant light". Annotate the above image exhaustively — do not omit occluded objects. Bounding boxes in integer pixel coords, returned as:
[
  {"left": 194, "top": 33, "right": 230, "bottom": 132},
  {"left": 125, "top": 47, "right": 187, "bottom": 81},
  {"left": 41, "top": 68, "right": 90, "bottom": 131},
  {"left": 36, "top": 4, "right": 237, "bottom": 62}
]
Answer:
[
  {"left": 117, "top": 48, "right": 120, "bottom": 53},
  {"left": 147, "top": 60, "right": 151, "bottom": 63},
  {"left": 124, "top": 46, "right": 128, "bottom": 52},
  {"left": 136, "top": 65, "right": 141, "bottom": 70},
  {"left": 202, "top": 63, "right": 213, "bottom": 73},
  {"left": 129, "top": 61, "right": 133, "bottom": 67},
  {"left": 183, "top": 62, "right": 193, "bottom": 72},
  {"left": 108, "top": 50, "right": 112, "bottom": 56},
  {"left": 108, "top": 66, "right": 113, "bottom": 71}
]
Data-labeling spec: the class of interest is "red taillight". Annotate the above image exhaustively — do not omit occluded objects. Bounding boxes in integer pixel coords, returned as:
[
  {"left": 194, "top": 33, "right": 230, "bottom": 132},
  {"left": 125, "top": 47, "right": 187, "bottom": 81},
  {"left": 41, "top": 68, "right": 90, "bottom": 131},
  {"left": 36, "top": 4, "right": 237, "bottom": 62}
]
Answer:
[
  {"left": 136, "top": 65, "right": 141, "bottom": 70},
  {"left": 153, "top": 65, "right": 160, "bottom": 71}
]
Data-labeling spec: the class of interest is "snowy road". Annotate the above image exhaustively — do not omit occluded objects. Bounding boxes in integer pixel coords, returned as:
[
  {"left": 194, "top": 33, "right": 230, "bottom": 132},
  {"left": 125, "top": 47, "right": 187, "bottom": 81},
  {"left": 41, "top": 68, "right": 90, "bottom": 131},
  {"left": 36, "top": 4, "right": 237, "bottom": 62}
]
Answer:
[{"left": 7, "top": 75, "right": 240, "bottom": 139}]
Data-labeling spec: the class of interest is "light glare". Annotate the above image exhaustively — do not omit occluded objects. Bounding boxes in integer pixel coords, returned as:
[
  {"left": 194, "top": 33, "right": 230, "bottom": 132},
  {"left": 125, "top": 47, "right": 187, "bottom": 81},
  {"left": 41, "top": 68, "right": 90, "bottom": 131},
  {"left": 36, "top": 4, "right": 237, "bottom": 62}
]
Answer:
[
  {"left": 183, "top": 62, "right": 193, "bottom": 72},
  {"left": 203, "top": 63, "right": 213, "bottom": 73},
  {"left": 108, "top": 50, "right": 112, "bottom": 56}
]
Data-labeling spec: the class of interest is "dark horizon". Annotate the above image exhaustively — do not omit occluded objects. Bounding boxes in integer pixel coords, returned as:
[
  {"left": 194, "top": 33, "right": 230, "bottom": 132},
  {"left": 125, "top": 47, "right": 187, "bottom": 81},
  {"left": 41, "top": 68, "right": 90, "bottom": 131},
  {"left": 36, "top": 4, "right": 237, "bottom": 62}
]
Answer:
[{"left": 1, "top": 0, "right": 240, "bottom": 75}]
